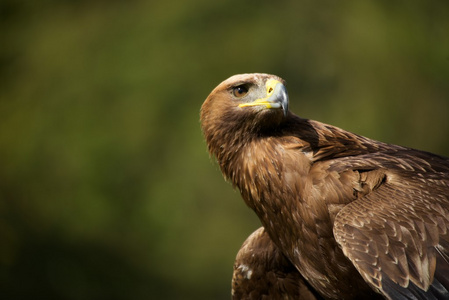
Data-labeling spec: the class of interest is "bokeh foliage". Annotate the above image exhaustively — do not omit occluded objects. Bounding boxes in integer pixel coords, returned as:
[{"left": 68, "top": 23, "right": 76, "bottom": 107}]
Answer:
[{"left": 1, "top": 0, "right": 448, "bottom": 299}]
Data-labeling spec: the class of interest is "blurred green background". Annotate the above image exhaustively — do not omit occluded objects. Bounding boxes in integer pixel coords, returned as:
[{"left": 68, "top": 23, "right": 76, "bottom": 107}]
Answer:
[{"left": 1, "top": 1, "right": 448, "bottom": 299}]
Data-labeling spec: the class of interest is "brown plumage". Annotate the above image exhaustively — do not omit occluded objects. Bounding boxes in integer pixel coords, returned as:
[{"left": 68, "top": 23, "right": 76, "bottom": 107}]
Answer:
[
  {"left": 232, "top": 227, "right": 322, "bottom": 300},
  {"left": 200, "top": 73, "right": 449, "bottom": 300}
]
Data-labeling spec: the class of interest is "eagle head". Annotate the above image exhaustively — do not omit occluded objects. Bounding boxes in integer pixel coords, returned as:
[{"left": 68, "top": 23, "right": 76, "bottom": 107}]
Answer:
[{"left": 200, "top": 73, "right": 289, "bottom": 141}]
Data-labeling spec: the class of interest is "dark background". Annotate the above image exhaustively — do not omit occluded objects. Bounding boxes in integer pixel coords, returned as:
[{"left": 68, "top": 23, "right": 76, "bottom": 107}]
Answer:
[{"left": 1, "top": 1, "right": 448, "bottom": 299}]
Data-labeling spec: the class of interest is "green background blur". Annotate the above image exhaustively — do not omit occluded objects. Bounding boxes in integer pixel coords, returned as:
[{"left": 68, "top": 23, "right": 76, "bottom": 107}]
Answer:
[{"left": 1, "top": 1, "right": 448, "bottom": 299}]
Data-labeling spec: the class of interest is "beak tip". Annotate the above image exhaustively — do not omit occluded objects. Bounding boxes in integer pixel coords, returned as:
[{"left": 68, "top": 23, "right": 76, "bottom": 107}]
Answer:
[{"left": 279, "top": 85, "right": 289, "bottom": 117}]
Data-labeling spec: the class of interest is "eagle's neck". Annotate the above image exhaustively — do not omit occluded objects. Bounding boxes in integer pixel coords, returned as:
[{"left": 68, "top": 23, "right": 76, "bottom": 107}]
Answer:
[{"left": 213, "top": 119, "right": 381, "bottom": 299}]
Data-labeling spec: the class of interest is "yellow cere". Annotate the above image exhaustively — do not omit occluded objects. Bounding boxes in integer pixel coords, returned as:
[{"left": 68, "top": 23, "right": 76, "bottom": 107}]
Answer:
[
  {"left": 265, "top": 79, "right": 280, "bottom": 96},
  {"left": 238, "top": 79, "right": 282, "bottom": 108}
]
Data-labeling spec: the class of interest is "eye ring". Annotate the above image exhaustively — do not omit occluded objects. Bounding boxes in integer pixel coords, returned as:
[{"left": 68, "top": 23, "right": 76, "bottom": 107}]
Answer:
[{"left": 232, "top": 85, "right": 248, "bottom": 98}]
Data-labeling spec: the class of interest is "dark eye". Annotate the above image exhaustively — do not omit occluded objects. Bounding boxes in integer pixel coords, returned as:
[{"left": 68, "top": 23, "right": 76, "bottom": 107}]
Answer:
[{"left": 232, "top": 85, "right": 248, "bottom": 98}]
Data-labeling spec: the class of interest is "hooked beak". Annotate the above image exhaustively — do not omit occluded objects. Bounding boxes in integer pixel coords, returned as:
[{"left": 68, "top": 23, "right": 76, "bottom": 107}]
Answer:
[{"left": 239, "top": 79, "right": 289, "bottom": 116}]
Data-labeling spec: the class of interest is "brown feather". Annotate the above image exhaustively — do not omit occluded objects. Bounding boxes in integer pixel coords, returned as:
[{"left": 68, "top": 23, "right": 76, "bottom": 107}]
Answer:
[
  {"left": 201, "top": 73, "right": 449, "bottom": 299},
  {"left": 232, "top": 227, "right": 322, "bottom": 300}
]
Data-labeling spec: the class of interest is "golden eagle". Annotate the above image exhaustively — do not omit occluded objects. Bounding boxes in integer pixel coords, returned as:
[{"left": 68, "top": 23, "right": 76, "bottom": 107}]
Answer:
[{"left": 200, "top": 73, "right": 449, "bottom": 299}]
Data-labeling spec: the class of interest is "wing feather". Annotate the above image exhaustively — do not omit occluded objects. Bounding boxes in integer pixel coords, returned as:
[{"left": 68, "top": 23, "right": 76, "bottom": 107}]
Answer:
[
  {"left": 334, "top": 177, "right": 449, "bottom": 299},
  {"left": 232, "top": 227, "right": 322, "bottom": 300}
]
